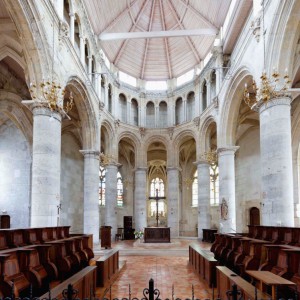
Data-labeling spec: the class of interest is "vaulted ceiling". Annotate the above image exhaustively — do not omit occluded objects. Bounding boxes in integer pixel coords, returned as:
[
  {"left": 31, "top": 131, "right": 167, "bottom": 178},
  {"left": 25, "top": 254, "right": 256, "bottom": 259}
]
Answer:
[{"left": 83, "top": 0, "right": 232, "bottom": 81}]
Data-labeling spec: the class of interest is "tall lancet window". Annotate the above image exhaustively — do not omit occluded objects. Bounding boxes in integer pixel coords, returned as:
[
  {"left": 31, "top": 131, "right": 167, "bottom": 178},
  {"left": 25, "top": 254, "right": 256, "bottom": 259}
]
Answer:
[
  {"left": 117, "top": 172, "right": 123, "bottom": 207},
  {"left": 210, "top": 164, "right": 219, "bottom": 205},
  {"left": 150, "top": 177, "right": 165, "bottom": 216},
  {"left": 192, "top": 170, "right": 198, "bottom": 207},
  {"left": 150, "top": 177, "right": 165, "bottom": 196},
  {"left": 99, "top": 166, "right": 106, "bottom": 206}
]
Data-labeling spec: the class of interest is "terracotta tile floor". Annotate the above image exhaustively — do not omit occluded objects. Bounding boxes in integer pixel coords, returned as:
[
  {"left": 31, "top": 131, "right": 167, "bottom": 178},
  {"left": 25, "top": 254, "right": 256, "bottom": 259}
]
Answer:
[{"left": 95, "top": 239, "right": 215, "bottom": 299}]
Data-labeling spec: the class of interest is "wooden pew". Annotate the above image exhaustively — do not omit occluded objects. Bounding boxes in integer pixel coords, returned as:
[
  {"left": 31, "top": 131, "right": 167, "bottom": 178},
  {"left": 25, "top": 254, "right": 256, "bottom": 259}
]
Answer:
[
  {"left": 189, "top": 244, "right": 217, "bottom": 287},
  {"left": 39, "top": 266, "right": 96, "bottom": 299},
  {"left": 0, "top": 252, "right": 30, "bottom": 297},
  {"left": 96, "top": 249, "right": 119, "bottom": 287},
  {"left": 216, "top": 266, "right": 269, "bottom": 300},
  {"left": 0, "top": 231, "right": 9, "bottom": 250},
  {"left": 24, "top": 228, "right": 42, "bottom": 245}
]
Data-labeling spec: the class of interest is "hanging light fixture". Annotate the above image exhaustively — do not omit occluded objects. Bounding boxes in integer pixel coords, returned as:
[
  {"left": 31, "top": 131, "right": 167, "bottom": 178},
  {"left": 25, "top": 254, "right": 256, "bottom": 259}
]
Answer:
[
  {"left": 201, "top": 150, "right": 217, "bottom": 166},
  {"left": 243, "top": 0, "right": 291, "bottom": 110},
  {"left": 28, "top": 1, "right": 73, "bottom": 116}
]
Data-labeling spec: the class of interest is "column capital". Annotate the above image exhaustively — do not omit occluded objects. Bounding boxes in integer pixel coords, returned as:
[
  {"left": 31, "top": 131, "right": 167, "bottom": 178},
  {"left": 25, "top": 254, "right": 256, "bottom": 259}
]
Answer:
[
  {"left": 79, "top": 150, "right": 100, "bottom": 159},
  {"left": 217, "top": 146, "right": 239, "bottom": 155},
  {"left": 258, "top": 96, "right": 291, "bottom": 114},
  {"left": 32, "top": 106, "right": 62, "bottom": 121}
]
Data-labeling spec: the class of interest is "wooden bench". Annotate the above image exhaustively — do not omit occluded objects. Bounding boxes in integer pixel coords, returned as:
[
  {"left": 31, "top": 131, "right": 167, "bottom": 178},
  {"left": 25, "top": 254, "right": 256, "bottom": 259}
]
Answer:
[
  {"left": 217, "top": 266, "right": 269, "bottom": 300},
  {"left": 189, "top": 244, "right": 217, "bottom": 287},
  {"left": 39, "top": 266, "right": 96, "bottom": 299},
  {"left": 96, "top": 249, "right": 120, "bottom": 287}
]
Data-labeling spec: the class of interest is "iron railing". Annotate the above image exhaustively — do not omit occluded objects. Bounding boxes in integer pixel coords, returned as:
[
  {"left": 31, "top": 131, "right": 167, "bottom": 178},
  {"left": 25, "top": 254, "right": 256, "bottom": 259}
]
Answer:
[{"left": 0, "top": 278, "right": 297, "bottom": 300}]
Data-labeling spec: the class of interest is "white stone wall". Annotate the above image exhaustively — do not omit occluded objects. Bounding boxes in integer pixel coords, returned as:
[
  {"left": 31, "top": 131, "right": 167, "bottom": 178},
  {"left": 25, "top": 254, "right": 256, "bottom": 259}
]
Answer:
[
  {"left": 60, "top": 134, "right": 84, "bottom": 233},
  {"left": 235, "top": 129, "right": 261, "bottom": 233},
  {"left": 0, "top": 118, "right": 31, "bottom": 228}
]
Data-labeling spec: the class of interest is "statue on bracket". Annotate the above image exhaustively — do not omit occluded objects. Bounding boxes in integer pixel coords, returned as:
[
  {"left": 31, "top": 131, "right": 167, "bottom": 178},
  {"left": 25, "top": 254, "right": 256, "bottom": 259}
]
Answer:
[{"left": 220, "top": 198, "right": 228, "bottom": 220}]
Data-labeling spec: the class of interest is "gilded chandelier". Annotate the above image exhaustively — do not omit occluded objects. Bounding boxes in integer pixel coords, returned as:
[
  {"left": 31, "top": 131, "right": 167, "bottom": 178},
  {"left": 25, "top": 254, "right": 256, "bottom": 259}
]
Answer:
[
  {"left": 201, "top": 150, "right": 217, "bottom": 166},
  {"left": 29, "top": 80, "right": 73, "bottom": 114},
  {"left": 243, "top": 69, "right": 291, "bottom": 110}
]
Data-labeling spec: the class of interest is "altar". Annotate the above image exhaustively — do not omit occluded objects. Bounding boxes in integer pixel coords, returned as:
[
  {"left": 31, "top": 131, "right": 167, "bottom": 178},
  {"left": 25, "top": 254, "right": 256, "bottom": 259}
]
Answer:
[{"left": 144, "top": 227, "right": 170, "bottom": 243}]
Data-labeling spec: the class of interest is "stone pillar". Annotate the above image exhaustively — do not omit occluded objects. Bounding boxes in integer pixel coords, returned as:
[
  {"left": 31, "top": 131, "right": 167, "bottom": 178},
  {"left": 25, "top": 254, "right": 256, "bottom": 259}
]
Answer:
[
  {"left": 134, "top": 168, "right": 147, "bottom": 231},
  {"left": 207, "top": 81, "right": 211, "bottom": 105},
  {"left": 196, "top": 160, "right": 210, "bottom": 239},
  {"left": 80, "top": 35, "right": 85, "bottom": 65},
  {"left": 168, "top": 101, "right": 174, "bottom": 127},
  {"left": 127, "top": 99, "right": 131, "bottom": 124},
  {"left": 88, "top": 56, "right": 92, "bottom": 81},
  {"left": 194, "top": 85, "right": 200, "bottom": 116},
  {"left": 140, "top": 103, "right": 146, "bottom": 127},
  {"left": 69, "top": 13, "right": 75, "bottom": 45},
  {"left": 155, "top": 102, "right": 159, "bottom": 128},
  {"left": 183, "top": 99, "right": 187, "bottom": 122},
  {"left": 31, "top": 107, "right": 62, "bottom": 227},
  {"left": 80, "top": 150, "right": 100, "bottom": 244},
  {"left": 167, "top": 167, "right": 180, "bottom": 237},
  {"left": 217, "top": 146, "right": 239, "bottom": 233},
  {"left": 199, "top": 92, "right": 203, "bottom": 113},
  {"left": 259, "top": 97, "right": 294, "bottom": 226},
  {"left": 104, "top": 164, "right": 119, "bottom": 238}
]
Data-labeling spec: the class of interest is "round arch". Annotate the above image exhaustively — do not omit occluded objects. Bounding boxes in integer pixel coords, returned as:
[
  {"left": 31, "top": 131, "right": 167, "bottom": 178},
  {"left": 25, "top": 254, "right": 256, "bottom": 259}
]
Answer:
[
  {"left": 218, "top": 66, "right": 253, "bottom": 146},
  {"left": 199, "top": 115, "right": 217, "bottom": 153},
  {"left": 66, "top": 76, "right": 99, "bottom": 150},
  {"left": 0, "top": 91, "right": 32, "bottom": 145}
]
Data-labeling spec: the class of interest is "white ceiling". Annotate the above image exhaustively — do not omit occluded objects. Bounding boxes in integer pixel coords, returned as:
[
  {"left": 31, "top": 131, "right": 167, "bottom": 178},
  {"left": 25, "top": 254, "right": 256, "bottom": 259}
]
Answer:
[{"left": 83, "top": 0, "right": 232, "bottom": 81}]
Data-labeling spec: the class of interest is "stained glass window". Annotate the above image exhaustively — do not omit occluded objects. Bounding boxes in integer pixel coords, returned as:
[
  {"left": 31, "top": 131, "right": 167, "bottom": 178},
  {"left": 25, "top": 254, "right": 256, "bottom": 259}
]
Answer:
[{"left": 149, "top": 177, "right": 165, "bottom": 216}]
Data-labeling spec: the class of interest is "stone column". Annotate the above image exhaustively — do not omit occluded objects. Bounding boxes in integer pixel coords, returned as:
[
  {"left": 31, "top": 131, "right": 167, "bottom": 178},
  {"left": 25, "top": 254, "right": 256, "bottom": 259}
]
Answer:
[
  {"left": 183, "top": 99, "right": 187, "bottom": 122},
  {"left": 217, "top": 146, "right": 239, "bottom": 233},
  {"left": 140, "top": 103, "right": 146, "bottom": 127},
  {"left": 88, "top": 56, "right": 92, "bottom": 81},
  {"left": 259, "top": 97, "right": 294, "bottom": 226},
  {"left": 199, "top": 92, "right": 203, "bottom": 113},
  {"left": 31, "top": 107, "right": 62, "bottom": 227},
  {"left": 134, "top": 168, "right": 147, "bottom": 231},
  {"left": 69, "top": 13, "right": 75, "bottom": 45},
  {"left": 167, "top": 167, "right": 180, "bottom": 237},
  {"left": 194, "top": 85, "right": 200, "bottom": 116},
  {"left": 207, "top": 81, "right": 211, "bottom": 105},
  {"left": 155, "top": 102, "right": 159, "bottom": 128},
  {"left": 104, "top": 164, "right": 119, "bottom": 238},
  {"left": 79, "top": 150, "right": 100, "bottom": 243},
  {"left": 127, "top": 100, "right": 131, "bottom": 124},
  {"left": 80, "top": 35, "right": 85, "bottom": 65},
  {"left": 196, "top": 160, "right": 210, "bottom": 239}
]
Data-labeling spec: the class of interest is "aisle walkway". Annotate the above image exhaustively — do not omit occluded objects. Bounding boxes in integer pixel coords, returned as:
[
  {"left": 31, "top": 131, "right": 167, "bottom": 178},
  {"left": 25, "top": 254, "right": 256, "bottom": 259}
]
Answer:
[{"left": 95, "top": 239, "right": 214, "bottom": 299}]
